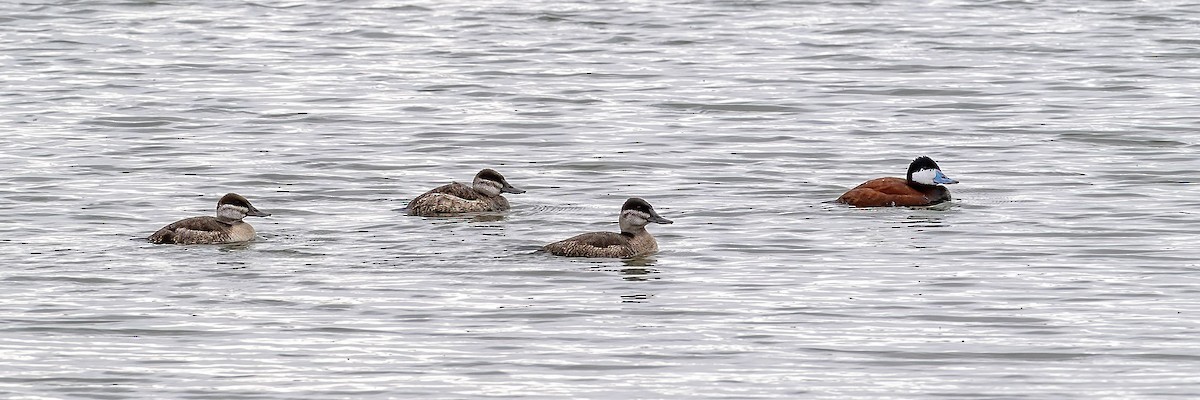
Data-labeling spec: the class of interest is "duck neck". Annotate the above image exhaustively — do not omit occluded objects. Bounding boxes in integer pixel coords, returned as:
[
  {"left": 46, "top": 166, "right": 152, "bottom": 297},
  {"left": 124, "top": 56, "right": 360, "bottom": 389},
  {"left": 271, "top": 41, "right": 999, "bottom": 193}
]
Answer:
[
  {"left": 907, "top": 180, "right": 940, "bottom": 190},
  {"left": 620, "top": 221, "right": 647, "bottom": 236},
  {"left": 215, "top": 216, "right": 241, "bottom": 225}
]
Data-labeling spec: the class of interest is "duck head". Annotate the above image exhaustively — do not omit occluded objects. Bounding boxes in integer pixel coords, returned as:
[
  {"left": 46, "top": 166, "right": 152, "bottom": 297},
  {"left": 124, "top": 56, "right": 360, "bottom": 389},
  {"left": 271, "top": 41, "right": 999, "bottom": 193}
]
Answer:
[
  {"left": 472, "top": 169, "right": 526, "bottom": 197},
  {"left": 906, "top": 156, "right": 958, "bottom": 186},
  {"left": 619, "top": 197, "right": 673, "bottom": 233},
  {"left": 215, "top": 193, "right": 270, "bottom": 221}
]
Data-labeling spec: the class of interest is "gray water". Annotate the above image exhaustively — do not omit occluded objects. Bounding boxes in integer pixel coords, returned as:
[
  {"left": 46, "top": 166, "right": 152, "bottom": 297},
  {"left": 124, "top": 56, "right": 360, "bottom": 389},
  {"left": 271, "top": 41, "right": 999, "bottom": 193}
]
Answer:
[{"left": 3, "top": 0, "right": 1200, "bottom": 398}]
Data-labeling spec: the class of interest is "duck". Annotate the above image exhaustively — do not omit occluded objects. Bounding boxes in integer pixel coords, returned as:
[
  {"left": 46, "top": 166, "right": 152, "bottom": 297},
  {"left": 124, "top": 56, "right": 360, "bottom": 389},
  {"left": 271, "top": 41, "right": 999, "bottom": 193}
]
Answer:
[
  {"left": 543, "top": 197, "right": 673, "bottom": 258},
  {"left": 148, "top": 193, "right": 271, "bottom": 244},
  {"left": 405, "top": 168, "right": 526, "bottom": 216},
  {"left": 836, "top": 156, "right": 958, "bottom": 207}
]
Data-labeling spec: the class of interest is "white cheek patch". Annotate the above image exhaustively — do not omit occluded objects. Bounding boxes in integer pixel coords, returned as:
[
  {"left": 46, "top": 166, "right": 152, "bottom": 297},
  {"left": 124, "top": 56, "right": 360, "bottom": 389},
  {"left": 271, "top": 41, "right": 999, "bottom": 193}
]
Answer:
[
  {"left": 622, "top": 210, "right": 650, "bottom": 225},
  {"left": 217, "top": 204, "right": 249, "bottom": 220},
  {"left": 911, "top": 168, "right": 938, "bottom": 185},
  {"left": 474, "top": 179, "right": 503, "bottom": 196}
]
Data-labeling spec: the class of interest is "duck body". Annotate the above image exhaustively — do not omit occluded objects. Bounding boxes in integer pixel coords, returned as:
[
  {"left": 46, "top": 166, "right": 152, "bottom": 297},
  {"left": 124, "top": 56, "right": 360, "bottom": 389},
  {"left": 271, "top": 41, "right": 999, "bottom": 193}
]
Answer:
[
  {"left": 406, "top": 169, "right": 525, "bottom": 216},
  {"left": 836, "top": 156, "right": 958, "bottom": 207},
  {"left": 406, "top": 182, "right": 511, "bottom": 215},
  {"left": 148, "top": 193, "right": 271, "bottom": 244},
  {"left": 543, "top": 197, "right": 673, "bottom": 258},
  {"left": 837, "top": 177, "right": 952, "bottom": 207},
  {"left": 148, "top": 216, "right": 257, "bottom": 244},
  {"left": 543, "top": 231, "right": 658, "bottom": 258}
]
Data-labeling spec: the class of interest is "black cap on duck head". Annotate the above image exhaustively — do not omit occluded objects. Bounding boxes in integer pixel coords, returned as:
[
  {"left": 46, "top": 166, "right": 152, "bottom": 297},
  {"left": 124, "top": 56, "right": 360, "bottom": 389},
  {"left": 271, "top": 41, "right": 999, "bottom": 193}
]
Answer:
[
  {"left": 621, "top": 197, "right": 673, "bottom": 224},
  {"left": 906, "top": 156, "right": 940, "bottom": 177},
  {"left": 906, "top": 156, "right": 958, "bottom": 186},
  {"left": 476, "top": 168, "right": 525, "bottom": 194},
  {"left": 218, "top": 193, "right": 270, "bottom": 217},
  {"left": 475, "top": 169, "right": 506, "bottom": 182}
]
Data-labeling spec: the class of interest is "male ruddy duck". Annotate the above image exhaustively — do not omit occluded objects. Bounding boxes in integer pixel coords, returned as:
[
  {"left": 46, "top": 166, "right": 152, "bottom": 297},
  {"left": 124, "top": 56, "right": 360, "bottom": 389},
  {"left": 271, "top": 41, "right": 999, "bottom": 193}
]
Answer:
[
  {"left": 405, "top": 168, "right": 526, "bottom": 216},
  {"left": 148, "top": 193, "right": 271, "bottom": 244},
  {"left": 543, "top": 197, "right": 673, "bottom": 258},
  {"left": 837, "top": 156, "right": 959, "bottom": 207}
]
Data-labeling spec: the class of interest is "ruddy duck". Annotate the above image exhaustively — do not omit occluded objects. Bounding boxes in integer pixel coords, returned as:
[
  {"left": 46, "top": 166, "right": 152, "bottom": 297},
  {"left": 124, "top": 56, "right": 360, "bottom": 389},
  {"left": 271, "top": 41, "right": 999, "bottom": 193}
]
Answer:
[
  {"left": 837, "top": 156, "right": 958, "bottom": 207},
  {"left": 543, "top": 197, "right": 673, "bottom": 258},
  {"left": 148, "top": 193, "right": 271, "bottom": 244},
  {"left": 405, "top": 168, "right": 526, "bottom": 216}
]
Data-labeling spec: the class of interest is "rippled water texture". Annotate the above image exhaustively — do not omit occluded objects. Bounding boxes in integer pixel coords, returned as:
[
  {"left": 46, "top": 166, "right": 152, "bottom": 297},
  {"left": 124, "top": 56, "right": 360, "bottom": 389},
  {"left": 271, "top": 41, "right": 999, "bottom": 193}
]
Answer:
[{"left": 3, "top": 0, "right": 1200, "bottom": 398}]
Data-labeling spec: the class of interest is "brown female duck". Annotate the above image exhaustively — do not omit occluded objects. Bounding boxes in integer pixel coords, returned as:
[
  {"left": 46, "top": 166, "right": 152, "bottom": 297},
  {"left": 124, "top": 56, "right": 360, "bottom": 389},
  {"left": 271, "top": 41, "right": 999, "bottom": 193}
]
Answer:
[
  {"left": 543, "top": 197, "right": 673, "bottom": 258},
  {"left": 406, "top": 169, "right": 525, "bottom": 216},
  {"left": 148, "top": 193, "right": 271, "bottom": 244}
]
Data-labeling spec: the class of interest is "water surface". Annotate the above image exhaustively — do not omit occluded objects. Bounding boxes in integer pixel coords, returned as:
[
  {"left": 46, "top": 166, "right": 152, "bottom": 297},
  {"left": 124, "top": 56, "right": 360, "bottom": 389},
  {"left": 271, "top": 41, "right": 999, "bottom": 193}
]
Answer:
[{"left": 2, "top": 0, "right": 1200, "bottom": 398}]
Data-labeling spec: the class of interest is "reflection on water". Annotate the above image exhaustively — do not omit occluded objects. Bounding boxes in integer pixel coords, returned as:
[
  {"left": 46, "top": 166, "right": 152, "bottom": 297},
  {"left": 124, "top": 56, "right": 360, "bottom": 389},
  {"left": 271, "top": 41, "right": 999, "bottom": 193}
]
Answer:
[
  {"left": 899, "top": 213, "right": 946, "bottom": 229},
  {"left": 583, "top": 261, "right": 660, "bottom": 281},
  {"left": 622, "top": 257, "right": 658, "bottom": 268},
  {"left": 468, "top": 214, "right": 510, "bottom": 223},
  {"left": 617, "top": 267, "right": 658, "bottom": 282},
  {"left": 216, "top": 242, "right": 257, "bottom": 252}
]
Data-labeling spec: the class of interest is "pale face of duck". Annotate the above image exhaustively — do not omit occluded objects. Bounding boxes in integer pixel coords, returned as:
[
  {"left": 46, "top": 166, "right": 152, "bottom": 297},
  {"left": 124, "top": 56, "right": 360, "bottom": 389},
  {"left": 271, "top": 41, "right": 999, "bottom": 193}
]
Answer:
[
  {"left": 472, "top": 169, "right": 525, "bottom": 197},
  {"left": 619, "top": 197, "right": 673, "bottom": 233},
  {"left": 907, "top": 156, "right": 958, "bottom": 186},
  {"left": 215, "top": 193, "right": 271, "bottom": 221}
]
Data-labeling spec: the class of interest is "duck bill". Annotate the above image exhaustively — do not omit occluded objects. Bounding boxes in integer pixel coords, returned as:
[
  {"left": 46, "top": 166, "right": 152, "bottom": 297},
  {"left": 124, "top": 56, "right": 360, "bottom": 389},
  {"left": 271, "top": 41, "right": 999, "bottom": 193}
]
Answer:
[
  {"left": 933, "top": 170, "right": 958, "bottom": 185},
  {"left": 649, "top": 215, "right": 673, "bottom": 224},
  {"left": 248, "top": 206, "right": 271, "bottom": 217},
  {"left": 501, "top": 183, "right": 526, "bottom": 194}
]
